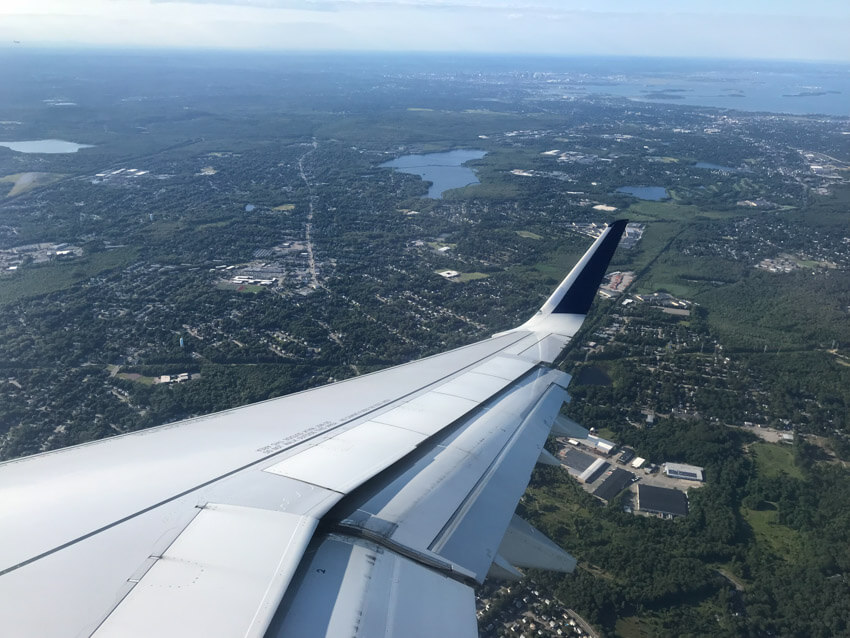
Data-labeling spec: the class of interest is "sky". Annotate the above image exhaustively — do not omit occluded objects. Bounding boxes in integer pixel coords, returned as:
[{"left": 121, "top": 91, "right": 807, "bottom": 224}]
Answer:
[{"left": 1, "top": 0, "right": 849, "bottom": 61}]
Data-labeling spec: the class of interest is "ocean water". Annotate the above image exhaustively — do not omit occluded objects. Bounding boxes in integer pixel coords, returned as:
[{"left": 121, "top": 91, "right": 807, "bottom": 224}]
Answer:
[{"left": 545, "top": 58, "right": 850, "bottom": 116}]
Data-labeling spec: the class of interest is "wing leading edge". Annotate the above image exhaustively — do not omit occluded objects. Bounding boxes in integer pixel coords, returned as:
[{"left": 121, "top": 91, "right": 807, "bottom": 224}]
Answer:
[{"left": 0, "top": 220, "right": 627, "bottom": 638}]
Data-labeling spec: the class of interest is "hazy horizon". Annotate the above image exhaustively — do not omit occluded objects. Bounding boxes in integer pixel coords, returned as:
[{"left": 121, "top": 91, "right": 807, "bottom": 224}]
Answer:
[
  {"left": 3, "top": 46, "right": 850, "bottom": 69},
  {"left": 2, "top": 0, "right": 849, "bottom": 63}
]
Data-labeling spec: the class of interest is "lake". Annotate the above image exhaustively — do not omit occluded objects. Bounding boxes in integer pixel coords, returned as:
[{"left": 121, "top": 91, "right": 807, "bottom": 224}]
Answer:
[
  {"left": 616, "top": 185, "right": 669, "bottom": 201},
  {"left": 0, "top": 139, "right": 94, "bottom": 154},
  {"left": 380, "top": 149, "right": 486, "bottom": 198}
]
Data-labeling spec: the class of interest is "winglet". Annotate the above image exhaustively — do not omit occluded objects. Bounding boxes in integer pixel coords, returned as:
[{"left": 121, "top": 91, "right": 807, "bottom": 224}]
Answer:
[
  {"left": 494, "top": 220, "right": 628, "bottom": 339},
  {"left": 537, "top": 219, "right": 628, "bottom": 316}
]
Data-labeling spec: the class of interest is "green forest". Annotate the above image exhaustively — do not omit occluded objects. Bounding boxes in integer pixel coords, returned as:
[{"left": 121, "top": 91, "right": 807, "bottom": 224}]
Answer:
[{"left": 522, "top": 422, "right": 850, "bottom": 637}]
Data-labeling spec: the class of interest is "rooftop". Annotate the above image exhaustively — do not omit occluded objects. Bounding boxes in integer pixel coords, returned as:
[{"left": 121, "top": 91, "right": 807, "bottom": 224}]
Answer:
[
  {"left": 638, "top": 484, "right": 688, "bottom": 517},
  {"left": 562, "top": 448, "right": 594, "bottom": 474},
  {"left": 593, "top": 468, "right": 634, "bottom": 502},
  {"left": 664, "top": 462, "right": 705, "bottom": 481}
]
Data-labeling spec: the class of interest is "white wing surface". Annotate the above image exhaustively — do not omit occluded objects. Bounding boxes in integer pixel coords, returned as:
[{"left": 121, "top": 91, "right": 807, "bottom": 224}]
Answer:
[{"left": 0, "top": 220, "right": 627, "bottom": 638}]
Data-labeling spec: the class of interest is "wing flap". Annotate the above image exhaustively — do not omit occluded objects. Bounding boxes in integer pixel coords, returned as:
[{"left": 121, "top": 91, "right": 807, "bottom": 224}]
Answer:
[
  {"left": 429, "top": 381, "right": 569, "bottom": 580},
  {"left": 497, "top": 514, "right": 577, "bottom": 572},
  {"left": 370, "top": 393, "right": 479, "bottom": 436},
  {"left": 267, "top": 535, "right": 478, "bottom": 638},
  {"left": 93, "top": 504, "right": 317, "bottom": 638},
  {"left": 262, "top": 354, "right": 538, "bottom": 494},
  {"left": 327, "top": 368, "right": 570, "bottom": 582},
  {"left": 333, "top": 370, "right": 560, "bottom": 550},
  {"left": 430, "top": 370, "right": 518, "bottom": 402},
  {"left": 264, "top": 421, "right": 424, "bottom": 493}
]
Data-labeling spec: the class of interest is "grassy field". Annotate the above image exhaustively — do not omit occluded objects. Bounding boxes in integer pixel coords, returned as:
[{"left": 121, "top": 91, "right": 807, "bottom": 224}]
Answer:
[
  {"left": 116, "top": 372, "right": 157, "bottom": 385},
  {"left": 196, "top": 220, "right": 232, "bottom": 230},
  {"left": 616, "top": 220, "right": 686, "bottom": 294},
  {"left": 615, "top": 615, "right": 648, "bottom": 638},
  {"left": 626, "top": 200, "right": 744, "bottom": 223},
  {"left": 601, "top": 198, "right": 752, "bottom": 300},
  {"left": 0, "top": 248, "right": 138, "bottom": 305},
  {"left": 595, "top": 427, "right": 618, "bottom": 441},
  {"left": 622, "top": 220, "right": 678, "bottom": 264},
  {"left": 624, "top": 201, "right": 701, "bottom": 222},
  {"left": 751, "top": 442, "right": 804, "bottom": 479},
  {"left": 619, "top": 215, "right": 749, "bottom": 299},
  {"left": 443, "top": 181, "right": 520, "bottom": 200},
  {"left": 633, "top": 273, "right": 703, "bottom": 298},
  {"left": 741, "top": 506, "right": 802, "bottom": 560},
  {"left": 140, "top": 220, "right": 182, "bottom": 241},
  {"left": 532, "top": 236, "right": 590, "bottom": 282},
  {"left": 516, "top": 230, "right": 543, "bottom": 240},
  {"left": 741, "top": 443, "right": 805, "bottom": 560},
  {"left": 434, "top": 270, "right": 489, "bottom": 283},
  {"left": 527, "top": 482, "right": 611, "bottom": 537},
  {"left": 455, "top": 272, "right": 489, "bottom": 282},
  {"left": 0, "top": 172, "right": 65, "bottom": 197},
  {"left": 216, "top": 282, "right": 265, "bottom": 294}
]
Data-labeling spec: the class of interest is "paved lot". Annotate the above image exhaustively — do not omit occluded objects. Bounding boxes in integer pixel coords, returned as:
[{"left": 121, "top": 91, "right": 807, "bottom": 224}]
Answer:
[
  {"left": 636, "top": 471, "right": 705, "bottom": 491},
  {"left": 558, "top": 439, "right": 705, "bottom": 501},
  {"left": 729, "top": 424, "right": 787, "bottom": 443}
]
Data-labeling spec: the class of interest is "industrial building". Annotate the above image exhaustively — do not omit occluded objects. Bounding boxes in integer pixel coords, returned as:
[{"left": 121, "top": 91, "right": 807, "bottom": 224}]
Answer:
[
  {"left": 593, "top": 468, "right": 634, "bottom": 503},
  {"left": 637, "top": 484, "right": 689, "bottom": 518},
  {"left": 587, "top": 434, "right": 617, "bottom": 456},
  {"left": 618, "top": 448, "right": 635, "bottom": 464},
  {"left": 561, "top": 448, "right": 595, "bottom": 477},
  {"left": 663, "top": 462, "right": 704, "bottom": 482},
  {"left": 579, "top": 459, "right": 609, "bottom": 484}
]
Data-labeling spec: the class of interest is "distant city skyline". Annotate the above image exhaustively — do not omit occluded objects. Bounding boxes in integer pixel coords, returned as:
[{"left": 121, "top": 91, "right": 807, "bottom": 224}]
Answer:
[{"left": 1, "top": 0, "right": 849, "bottom": 62}]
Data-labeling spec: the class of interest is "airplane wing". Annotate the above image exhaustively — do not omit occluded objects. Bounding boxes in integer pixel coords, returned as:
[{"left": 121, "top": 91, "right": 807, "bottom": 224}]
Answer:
[{"left": 0, "top": 220, "right": 627, "bottom": 638}]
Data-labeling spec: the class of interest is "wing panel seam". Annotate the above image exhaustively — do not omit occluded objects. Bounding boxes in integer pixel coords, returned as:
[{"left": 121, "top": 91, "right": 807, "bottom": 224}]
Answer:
[{"left": 0, "top": 333, "right": 533, "bottom": 578}]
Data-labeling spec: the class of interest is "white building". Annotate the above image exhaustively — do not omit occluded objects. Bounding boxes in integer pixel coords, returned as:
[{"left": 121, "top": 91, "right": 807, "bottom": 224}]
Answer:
[
  {"left": 588, "top": 434, "right": 617, "bottom": 455},
  {"left": 664, "top": 462, "right": 704, "bottom": 482}
]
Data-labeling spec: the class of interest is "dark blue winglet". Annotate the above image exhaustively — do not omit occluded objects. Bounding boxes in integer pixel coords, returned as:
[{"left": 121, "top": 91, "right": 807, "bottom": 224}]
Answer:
[{"left": 551, "top": 219, "right": 628, "bottom": 315}]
